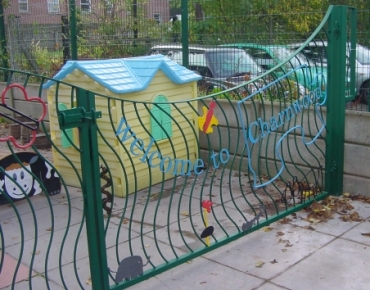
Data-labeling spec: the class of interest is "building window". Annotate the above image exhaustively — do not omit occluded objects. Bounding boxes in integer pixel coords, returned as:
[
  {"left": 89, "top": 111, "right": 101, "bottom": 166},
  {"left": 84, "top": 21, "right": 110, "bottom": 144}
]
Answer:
[
  {"left": 81, "top": 0, "right": 91, "bottom": 12},
  {"left": 105, "top": 0, "right": 113, "bottom": 14},
  {"left": 151, "top": 95, "right": 172, "bottom": 141},
  {"left": 153, "top": 13, "right": 162, "bottom": 24},
  {"left": 18, "top": 0, "right": 28, "bottom": 12},
  {"left": 48, "top": 0, "right": 60, "bottom": 13}
]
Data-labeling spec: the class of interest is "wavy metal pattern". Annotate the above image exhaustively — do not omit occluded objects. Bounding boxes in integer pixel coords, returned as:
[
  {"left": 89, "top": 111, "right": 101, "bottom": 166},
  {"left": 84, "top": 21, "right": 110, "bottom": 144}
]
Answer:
[{"left": 0, "top": 6, "right": 355, "bottom": 289}]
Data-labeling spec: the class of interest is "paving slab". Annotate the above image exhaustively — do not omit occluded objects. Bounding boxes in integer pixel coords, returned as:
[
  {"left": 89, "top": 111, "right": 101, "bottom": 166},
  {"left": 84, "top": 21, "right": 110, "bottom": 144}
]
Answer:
[
  {"left": 203, "top": 222, "right": 336, "bottom": 280},
  {"left": 0, "top": 252, "right": 35, "bottom": 289},
  {"left": 271, "top": 238, "right": 370, "bottom": 290},
  {"left": 126, "top": 255, "right": 265, "bottom": 290}
]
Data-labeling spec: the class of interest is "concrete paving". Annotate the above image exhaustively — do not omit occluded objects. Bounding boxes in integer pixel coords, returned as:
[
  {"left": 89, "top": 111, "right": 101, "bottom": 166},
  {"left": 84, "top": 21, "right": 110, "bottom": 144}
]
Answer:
[
  {"left": 127, "top": 198, "right": 370, "bottom": 290},
  {"left": 1, "top": 187, "right": 370, "bottom": 290}
]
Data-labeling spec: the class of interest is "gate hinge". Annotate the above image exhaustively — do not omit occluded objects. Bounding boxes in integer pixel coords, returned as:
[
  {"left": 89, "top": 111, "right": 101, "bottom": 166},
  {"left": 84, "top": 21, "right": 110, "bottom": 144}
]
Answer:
[{"left": 58, "top": 108, "right": 102, "bottom": 129}]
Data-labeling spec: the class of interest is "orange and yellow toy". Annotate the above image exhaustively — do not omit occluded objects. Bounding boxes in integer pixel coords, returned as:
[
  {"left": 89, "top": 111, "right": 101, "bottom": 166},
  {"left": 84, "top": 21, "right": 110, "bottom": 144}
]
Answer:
[{"left": 198, "top": 100, "right": 219, "bottom": 134}]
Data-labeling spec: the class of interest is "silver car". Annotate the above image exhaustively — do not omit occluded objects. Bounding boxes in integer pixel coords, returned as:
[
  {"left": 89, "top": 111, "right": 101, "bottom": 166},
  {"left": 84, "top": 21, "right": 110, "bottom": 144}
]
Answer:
[
  {"left": 288, "top": 41, "right": 370, "bottom": 104},
  {"left": 148, "top": 44, "right": 264, "bottom": 91}
]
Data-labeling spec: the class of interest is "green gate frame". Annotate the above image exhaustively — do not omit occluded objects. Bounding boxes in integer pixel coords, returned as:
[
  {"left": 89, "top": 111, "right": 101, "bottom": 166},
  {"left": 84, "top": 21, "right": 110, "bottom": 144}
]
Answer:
[
  {"left": 55, "top": 6, "right": 356, "bottom": 289},
  {"left": 0, "top": 5, "right": 356, "bottom": 290}
]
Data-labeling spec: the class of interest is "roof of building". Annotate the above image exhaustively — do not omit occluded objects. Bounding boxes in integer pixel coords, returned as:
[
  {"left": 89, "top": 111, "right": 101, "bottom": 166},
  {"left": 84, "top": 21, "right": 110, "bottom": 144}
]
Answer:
[{"left": 43, "top": 55, "right": 202, "bottom": 94}]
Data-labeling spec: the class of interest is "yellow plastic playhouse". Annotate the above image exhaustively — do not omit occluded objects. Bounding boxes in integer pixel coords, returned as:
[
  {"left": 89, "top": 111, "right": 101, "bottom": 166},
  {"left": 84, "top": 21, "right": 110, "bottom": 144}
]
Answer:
[{"left": 44, "top": 55, "right": 202, "bottom": 197}]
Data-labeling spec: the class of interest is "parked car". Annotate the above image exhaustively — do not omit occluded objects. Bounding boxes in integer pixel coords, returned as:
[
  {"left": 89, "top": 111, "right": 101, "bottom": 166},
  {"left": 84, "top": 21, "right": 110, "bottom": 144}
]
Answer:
[
  {"left": 220, "top": 43, "right": 330, "bottom": 96},
  {"left": 147, "top": 44, "right": 265, "bottom": 92},
  {"left": 288, "top": 41, "right": 370, "bottom": 104}
]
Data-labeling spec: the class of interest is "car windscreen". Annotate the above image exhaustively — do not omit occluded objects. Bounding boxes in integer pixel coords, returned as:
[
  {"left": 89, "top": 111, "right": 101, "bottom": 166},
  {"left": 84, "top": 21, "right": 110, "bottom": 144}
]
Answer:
[
  {"left": 271, "top": 47, "right": 312, "bottom": 68},
  {"left": 204, "top": 50, "right": 262, "bottom": 78}
]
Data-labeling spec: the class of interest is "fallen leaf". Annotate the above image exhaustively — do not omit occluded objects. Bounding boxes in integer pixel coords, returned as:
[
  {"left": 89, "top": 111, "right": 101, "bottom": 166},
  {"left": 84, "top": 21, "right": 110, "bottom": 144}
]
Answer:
[
  {"left": 46, "top": 227, "right": 52, "bottom": 231},
  {"left": 186, "top": 260, "right": 193, "bottom": 264},
  {"left": 285, "top": 243, "right": 293, "bottom": 247},
  {"left": 279, "top": 217, "right": 291, "bottom": 224},
  {"left": 262, "top": 226, "right": 273, "bottom": 232},
  {"left": 181, "top": 211, "right": 189, "bottom": 217},
  {"left": 340, "top": 215, "right": 350, "bottom": 222},
  {"left": 270, "top": 259, "right": 278, "bottom": 264},
  {"left": 145, "top": 244, "right": 150, "bottom": 248},
  {"left": 304, "top": 225, "right": 316, "bottom": 231},
  {"left": 343, "top": 192, "right": 350, "bottom": 197},
  {"left": 361, "top": 232, "right": 370, "bottom": 237},
  {"left": 122, "top": 218, "right": 129, "bottom": 224},
  {"left": 86, "top": 277, "right": 92, "bottom": 285},
  {"left": 200, "top": 281, "right": 207, "bottom": 284},
  {"left": 255, "top": 260, "right": 265, "bottom": 268},
  {"left": 274, "top": 238, "right": 290, "bottom": 246},
  {"left": 349, "top": 211, "right": 362, "bottom": 222},
  {"left": 276, "top": 231, "right": 285, "bottom": 236},
  {"left": 281, "top": 249, "right": 287, "bottom": 252},
  {"left": 31, "top": 250, "right": 41, "bottom": 255},
  {"left": 60, "top": 202, "right": 67, "bottom": 205}
]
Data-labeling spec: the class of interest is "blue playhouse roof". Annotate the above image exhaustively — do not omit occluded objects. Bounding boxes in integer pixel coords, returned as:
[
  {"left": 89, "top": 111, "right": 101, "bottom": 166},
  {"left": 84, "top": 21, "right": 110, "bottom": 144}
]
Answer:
[{"left": 43, "top": 55, "right": 202, "bottom": 94}]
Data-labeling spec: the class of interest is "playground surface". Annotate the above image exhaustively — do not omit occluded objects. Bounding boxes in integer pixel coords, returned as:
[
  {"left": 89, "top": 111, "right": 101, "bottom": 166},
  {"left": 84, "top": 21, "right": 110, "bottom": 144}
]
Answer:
[{"left": 1, "top": 182, "right": 369, "bottom": 290}]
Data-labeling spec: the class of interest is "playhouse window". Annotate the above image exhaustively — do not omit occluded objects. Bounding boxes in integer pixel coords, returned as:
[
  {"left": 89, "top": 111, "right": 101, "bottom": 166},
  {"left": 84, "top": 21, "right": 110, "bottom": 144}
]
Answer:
[
  {"left": 151, "top": 95, "right": 172, "bottom": 141},
  {"left": 58, "top": 103, "right": 74, "bottom": 148}
]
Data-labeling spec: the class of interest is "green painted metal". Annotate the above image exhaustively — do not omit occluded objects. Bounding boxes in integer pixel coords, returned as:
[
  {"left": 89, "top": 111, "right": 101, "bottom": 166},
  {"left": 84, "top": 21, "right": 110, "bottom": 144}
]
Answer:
[
  {"left": 0, "top": 5, "right": 356, "bottom": 290},
  {"left": 69, "top": 0, "right": 78, "bottom": 60},
  {"left": 181, "top": 0, "right": 189, "bottom": 68},
  {"left": 325, "top": 6, "right": 351, "bottom": 196},
  {"left": 62, "top": 89, "right": 109, "bottom": 289}
]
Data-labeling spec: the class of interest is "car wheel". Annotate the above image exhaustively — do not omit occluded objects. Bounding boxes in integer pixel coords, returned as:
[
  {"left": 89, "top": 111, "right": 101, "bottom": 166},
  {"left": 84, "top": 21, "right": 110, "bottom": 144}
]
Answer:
[{"left": 358, "top": 81, "right": 369, "bottom": 105}]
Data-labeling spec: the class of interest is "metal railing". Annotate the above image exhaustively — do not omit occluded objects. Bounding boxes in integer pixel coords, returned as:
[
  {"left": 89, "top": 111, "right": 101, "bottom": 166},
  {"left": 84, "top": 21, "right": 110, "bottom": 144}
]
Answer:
[{"left": 0, "top": 5, "right": 355, "bottom": 290}]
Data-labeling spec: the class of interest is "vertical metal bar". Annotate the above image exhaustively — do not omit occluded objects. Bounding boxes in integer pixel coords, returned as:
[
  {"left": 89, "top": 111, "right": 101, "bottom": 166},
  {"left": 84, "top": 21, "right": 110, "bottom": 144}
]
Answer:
[
  {"left": 0, "top": 0, "right": 9, "bottom": 80},
  {"left": 349, "top": 7, "right": 357, "bottom": 101},
  {"left": 76, "top": 88, "right": 109, "bottom": 289},
  {"left": 181, "top": 0, "right": 189, "bottom": 68},
  {"left": 61, "top": 15, "right": 71, "bottom": 64},
  {"left": 325, "top": 5, "right": 348, "bottom": 196},
  {"left": 133, "top": 0, "right": 138, "bottom": 41},
  {"left": 69, "top": 0, "right": 78, "bottom": 60}
]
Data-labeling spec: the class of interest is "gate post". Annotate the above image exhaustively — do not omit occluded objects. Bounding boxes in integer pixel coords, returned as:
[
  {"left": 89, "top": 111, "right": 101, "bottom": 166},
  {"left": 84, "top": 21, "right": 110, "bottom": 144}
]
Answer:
[
  {"left": 325, "top": 6, "right": 354, "bottom": 195},
  {"left": 59, "top": 88, "right": 109, "bottom": 289}
]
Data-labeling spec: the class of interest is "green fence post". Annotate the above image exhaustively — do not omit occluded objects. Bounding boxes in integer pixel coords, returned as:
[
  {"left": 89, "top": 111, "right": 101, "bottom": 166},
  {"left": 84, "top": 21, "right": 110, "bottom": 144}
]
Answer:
[
  {"left": 181, "top": 0, "right": 189, "bottom": 68},
  {"left": 325, "top": 5, "right": 351, "bottom": 196},
  {"left": 59, "top": 88, "right": 109, "bottom": 289},
  {"left": 77, "top": 89, "right": 109, "bottom": 289},
  {"left": 69, "top": 0, "right": 78, "bottom": 60}
]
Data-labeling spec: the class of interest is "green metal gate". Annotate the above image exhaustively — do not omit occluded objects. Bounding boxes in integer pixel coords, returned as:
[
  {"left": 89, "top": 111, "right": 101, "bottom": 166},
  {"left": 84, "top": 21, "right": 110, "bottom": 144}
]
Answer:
[{"left": 0, "top": 5, "right": 356, "bottom": 289}]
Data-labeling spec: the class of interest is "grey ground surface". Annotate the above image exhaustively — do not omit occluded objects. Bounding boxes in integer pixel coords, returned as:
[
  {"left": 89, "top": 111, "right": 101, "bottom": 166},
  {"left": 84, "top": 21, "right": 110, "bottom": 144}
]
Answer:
[{"left": 1, "top": 186, "right": 369, "bottom": 290}]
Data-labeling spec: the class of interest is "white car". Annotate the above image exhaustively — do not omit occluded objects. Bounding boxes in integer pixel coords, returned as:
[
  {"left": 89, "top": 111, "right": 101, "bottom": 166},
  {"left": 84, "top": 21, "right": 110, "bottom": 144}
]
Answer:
[{"left": 288, "top": 41, "right": 370, "bottom": 104}]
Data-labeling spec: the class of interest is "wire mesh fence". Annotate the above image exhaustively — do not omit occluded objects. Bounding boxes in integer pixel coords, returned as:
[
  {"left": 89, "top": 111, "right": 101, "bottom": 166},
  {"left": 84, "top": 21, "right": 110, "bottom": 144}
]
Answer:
[{"left": 0, "top": 0, "right": 369, "bottom": 107}]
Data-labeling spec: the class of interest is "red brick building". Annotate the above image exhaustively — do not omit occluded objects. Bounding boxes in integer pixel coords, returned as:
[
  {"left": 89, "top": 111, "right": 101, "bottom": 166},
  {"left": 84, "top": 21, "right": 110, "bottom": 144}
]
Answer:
[{"left": 3, "top": 0, "right": 170, "bottom": 25}]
